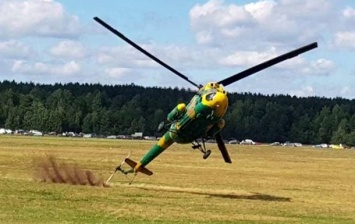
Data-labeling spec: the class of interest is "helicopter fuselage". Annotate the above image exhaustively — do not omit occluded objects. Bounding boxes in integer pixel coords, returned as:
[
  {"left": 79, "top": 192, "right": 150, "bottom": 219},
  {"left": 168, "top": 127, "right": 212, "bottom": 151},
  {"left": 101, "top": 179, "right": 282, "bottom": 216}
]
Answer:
[
  {"left": 169, "top": 82, "right": 228, "bottom": 143},
  {"left": 137, "top": 82, "right": 228, "bottom": 168}
]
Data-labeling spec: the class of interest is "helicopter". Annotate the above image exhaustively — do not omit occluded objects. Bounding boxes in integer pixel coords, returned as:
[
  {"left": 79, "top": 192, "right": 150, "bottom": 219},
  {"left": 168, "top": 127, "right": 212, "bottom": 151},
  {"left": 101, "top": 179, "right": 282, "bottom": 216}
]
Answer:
[{"left": 93, "top": 17, "right": 318, "bottom": 183}]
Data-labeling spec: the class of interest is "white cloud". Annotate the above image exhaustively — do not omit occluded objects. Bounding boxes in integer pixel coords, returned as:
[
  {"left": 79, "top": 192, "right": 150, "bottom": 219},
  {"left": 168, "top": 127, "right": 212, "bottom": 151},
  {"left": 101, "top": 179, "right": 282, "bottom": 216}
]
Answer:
[
  {"left": 218, "top": 47, "right": 320, "bottom": 75},
  {"left": 289, "top": 86, "right": 315, "bottom": 97},
  {"left": 340, "top": 86, "right": 352, "bottom": 95},
  {"left": 245, "top": 0, "right": 276, "bottom": 21},
  {"left": 343, "top": 7, "right": 355, "bottom": 19},
  {"left": 301, "top": 59, "right": 335, "bottom": 76},
  {"left": 219, "top": 48, "right": 279, "bottom": 67},
  {"left": 103, "top": 67, "right": 145, "bottom": 84},
  {"left": 49, "top": 40, "right": 89, "bottom": 59},
  {"left": 189, "top": 0, "right": 333, "bottom": 48},
  {"left": 190, "top": 0, "right": 252, "bottom": 28},
  {"left": 0, "top": 40, "right": 35, "bottom": 59},
  {"left": 195, "top": 31, "right": 214, "bottom": 45},
  {"left": 96, "top": 44, "right": 221, "bottom": 71},
  {"left": 11, "top": 60, "right": 80, "bottom": 76},
  {"left": 105, "top": 67, "right": 131, "bottom": 78},
  {"left": 334, "top": 32, "right": 355, "bottom": 49},
  {"left": 97, "top": 45, "right": 157, "bottom": 68},
  {"left": 0, "top": 0, "right": 81, "bottom": 38}
]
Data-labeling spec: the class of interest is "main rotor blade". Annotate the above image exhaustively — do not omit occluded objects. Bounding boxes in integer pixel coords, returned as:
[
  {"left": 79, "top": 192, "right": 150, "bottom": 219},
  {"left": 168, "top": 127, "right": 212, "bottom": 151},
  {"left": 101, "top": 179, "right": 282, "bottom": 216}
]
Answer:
[
  {"left": 94, "top": 17, "right": 200, "bottom": 89},
  {"left": 218, "top": 42, "right": 318, "bottom": 87},
  {"left": 215, "top": 133, "right": 232, "bottom": 163}
]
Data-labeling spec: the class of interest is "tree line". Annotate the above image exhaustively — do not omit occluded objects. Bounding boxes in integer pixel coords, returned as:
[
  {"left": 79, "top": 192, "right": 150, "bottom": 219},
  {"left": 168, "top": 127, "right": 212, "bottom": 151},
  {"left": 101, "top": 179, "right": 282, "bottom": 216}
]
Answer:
[{"left": 0, "top": 80, "right": 354, "bottom": 145}]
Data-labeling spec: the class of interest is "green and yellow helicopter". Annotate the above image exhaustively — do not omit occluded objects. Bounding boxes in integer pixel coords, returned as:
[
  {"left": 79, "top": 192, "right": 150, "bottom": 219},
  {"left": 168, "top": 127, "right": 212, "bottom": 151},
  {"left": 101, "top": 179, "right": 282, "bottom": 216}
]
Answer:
[{"left": 94, "top": 17, "right": 318, "bottom": 183}]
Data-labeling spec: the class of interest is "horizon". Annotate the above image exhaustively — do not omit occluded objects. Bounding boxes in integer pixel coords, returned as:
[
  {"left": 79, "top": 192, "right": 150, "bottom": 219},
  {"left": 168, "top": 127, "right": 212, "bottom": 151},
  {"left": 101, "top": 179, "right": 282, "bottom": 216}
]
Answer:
[{"left": 1, "top": 79, "right": 353, "bottom": 101}]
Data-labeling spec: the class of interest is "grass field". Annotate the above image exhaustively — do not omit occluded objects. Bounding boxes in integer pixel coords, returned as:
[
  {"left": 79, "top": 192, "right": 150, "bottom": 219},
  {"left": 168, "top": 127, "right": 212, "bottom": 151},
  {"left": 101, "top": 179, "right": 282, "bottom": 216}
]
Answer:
[{"left": 0, "top": 135, "right": 355, "bottom": 224}]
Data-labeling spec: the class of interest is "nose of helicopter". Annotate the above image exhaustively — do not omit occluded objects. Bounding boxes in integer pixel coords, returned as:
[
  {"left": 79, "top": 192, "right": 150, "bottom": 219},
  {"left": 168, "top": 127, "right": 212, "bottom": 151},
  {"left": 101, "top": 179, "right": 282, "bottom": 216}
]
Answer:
[{"left": 202, "top": 91, "right": 228, "bottom": 117}]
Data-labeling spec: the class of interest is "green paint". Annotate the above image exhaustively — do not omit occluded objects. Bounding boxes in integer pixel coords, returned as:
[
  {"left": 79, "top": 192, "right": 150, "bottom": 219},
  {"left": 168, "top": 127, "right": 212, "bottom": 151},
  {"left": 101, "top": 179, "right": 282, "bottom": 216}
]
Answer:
[
  {"left": 139, "top": 132, "right": 174, "bottom": 166},
  {"left": 169, "top": 102, "right": 217, "bottom": 143}
]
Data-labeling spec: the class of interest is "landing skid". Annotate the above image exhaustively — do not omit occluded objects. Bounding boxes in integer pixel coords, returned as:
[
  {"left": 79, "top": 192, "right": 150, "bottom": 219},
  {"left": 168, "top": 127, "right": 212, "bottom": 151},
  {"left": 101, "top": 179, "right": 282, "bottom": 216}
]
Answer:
[{"left": 192, "top": 139, "right": 211, "bottom": 160}]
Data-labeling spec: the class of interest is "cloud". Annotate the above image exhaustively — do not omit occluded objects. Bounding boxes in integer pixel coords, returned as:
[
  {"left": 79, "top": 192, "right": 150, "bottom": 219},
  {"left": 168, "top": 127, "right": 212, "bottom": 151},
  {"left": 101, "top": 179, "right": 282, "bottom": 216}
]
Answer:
[
  {"left": 49, "top": 40, "right": 89, "bottom": 59},
  {"left": 219, "top": 47, "right": 281, "bottom": 67},
  {"left": 220, "top": 51, "right": 270, "bottom": 68},
  {"left": 289, "top": 85, "right": 354, "bottom": 99},
  {"left": 189, "top": 0, "right": 334, "bottom": 48},
  {"left": 343, "top": 7, "right": 355, "bottom": 19},
  {"left": 289, "top": 86, "right": 315, "bottom": 97},
  {"left": 218, "top": 47, "right": 335, "bottom": 77},
  {"left": 97, "top": 45, "right": 157, "bottom": 68},
  {"left": 0, "top": 0, "right": 81, "bottom": 38},
  {"left": 340, "top": 86, "right": 352, "bottom": 95},
  {"left": 102, "top": 67, "right": 147, "bottom": 85},
  {"left": 96, "top": 44, "right": 222, "bottom": 72},
  {"left": 301, "top": 59, "right": 336, "bottom": 76},
  {"left": 11, "top": 60, "right": 80, "bottom": 76},
  {"left": 334, "top": 32, "right": 355, "bottom": 49},
  {"left": 105, "top": 67, "right": 132, "bottom": 78},
  {"left": 0, "top": 40, "right": 35, "bottom": 59}
]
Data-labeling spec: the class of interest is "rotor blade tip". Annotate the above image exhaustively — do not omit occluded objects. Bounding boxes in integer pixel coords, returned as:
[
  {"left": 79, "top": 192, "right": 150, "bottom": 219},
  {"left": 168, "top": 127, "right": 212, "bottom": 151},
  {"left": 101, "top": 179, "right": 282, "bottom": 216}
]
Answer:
[{"left": 93, "top": 17, "right": 102, "bottom": 22}]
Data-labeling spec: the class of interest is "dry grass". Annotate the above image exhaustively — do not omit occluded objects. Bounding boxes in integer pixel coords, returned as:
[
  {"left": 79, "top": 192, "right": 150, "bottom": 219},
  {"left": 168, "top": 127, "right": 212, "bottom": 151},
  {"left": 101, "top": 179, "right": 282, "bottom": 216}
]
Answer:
[{"left": 0, "top": 135, "right": 355, "bottom": 223}]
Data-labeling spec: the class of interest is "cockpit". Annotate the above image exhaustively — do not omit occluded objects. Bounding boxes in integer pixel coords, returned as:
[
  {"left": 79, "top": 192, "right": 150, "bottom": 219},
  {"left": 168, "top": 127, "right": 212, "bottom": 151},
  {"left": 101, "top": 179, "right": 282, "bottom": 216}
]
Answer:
[
  {"left": 199, "top": 82, "right": 227, "bottom": 96},
  {"left": 199, "top": 82, "right": 229, "bottom": 117}
]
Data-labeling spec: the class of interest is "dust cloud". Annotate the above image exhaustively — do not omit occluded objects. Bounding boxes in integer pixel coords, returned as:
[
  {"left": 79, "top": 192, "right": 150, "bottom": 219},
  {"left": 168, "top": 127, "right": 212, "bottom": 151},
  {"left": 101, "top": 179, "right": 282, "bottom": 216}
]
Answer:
[{"left": 33, "top": 155, "right": 109, "bottom": 187}]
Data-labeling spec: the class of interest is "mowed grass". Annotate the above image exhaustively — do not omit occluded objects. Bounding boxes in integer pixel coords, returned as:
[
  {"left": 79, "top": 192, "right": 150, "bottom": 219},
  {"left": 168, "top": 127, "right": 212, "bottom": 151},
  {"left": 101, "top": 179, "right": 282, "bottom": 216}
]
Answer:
[{"left": 0, "top": 135, "right": 355, "bottom": 224}]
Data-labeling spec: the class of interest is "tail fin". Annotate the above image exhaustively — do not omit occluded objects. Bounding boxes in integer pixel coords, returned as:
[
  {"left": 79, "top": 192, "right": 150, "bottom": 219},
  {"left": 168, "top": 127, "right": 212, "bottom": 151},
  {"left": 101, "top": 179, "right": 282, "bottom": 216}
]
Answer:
[{"left": 125, "top": 158, "right": 153, "bottom": 176}]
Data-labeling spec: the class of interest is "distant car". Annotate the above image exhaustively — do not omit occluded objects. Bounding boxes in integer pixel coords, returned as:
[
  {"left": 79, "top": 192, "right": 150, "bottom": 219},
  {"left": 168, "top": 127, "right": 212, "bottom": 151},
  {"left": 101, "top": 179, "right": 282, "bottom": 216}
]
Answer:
[
  {"left": 270, "top": 142, "right": 281, "bottom": 146},
  {"left": 312, "top": 144, "right": 328, "bottom": 148},
  {"left": 107, "top": 135, "right": 117, "bottom": 139},
  {"left": 144, "top": 136, "right": 157, "bottom": 140},
  {"left": 293, "top": 143, "right": 303, "bottom": 147},
  {"left": 240, "top": 139, "right": 255, "bottom": 145},
  {"left": 282, "top": 141, "right": 295, "bottom": 147},
  {"left": 228, "top": 139, "right": 239, "bottom": 144}
]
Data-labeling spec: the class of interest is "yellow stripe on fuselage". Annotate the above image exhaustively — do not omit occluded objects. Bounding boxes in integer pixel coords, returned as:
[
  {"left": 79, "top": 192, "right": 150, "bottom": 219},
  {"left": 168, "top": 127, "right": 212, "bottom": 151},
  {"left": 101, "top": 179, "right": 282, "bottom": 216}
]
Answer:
[{"left": 157, "top": 134, "right": 172, "bottom": 149}]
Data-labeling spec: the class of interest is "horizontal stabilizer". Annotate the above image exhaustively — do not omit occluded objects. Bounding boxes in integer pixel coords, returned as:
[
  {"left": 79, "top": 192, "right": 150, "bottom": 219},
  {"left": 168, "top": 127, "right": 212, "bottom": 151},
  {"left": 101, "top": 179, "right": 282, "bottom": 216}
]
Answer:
[{"left": 125, "top": 158, "right": 153, "bottom": 176}]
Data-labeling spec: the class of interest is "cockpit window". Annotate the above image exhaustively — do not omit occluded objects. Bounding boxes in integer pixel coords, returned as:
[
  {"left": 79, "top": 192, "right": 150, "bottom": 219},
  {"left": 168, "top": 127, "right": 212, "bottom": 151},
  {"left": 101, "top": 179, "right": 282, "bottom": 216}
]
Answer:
[{"left": 206, "top": 93, "right": 216, "bottom": 101}]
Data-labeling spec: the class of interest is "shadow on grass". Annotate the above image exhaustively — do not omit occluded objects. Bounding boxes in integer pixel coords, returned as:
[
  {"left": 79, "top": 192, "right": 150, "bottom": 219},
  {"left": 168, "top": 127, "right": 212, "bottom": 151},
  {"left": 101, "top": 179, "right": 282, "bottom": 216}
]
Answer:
[
  {"left": 127, "top": 184, "right": 291, "bottom": 202},
  {"left": 205, "top": 192, "right": 291, "bottom": 201}
]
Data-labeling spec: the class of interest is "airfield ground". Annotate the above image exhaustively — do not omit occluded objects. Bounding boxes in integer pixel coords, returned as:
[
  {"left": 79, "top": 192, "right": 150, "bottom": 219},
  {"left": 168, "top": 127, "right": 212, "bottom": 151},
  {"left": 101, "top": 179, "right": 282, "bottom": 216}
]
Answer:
[{"left": 0, "top": 135, "right": 354, "bottom": 224}]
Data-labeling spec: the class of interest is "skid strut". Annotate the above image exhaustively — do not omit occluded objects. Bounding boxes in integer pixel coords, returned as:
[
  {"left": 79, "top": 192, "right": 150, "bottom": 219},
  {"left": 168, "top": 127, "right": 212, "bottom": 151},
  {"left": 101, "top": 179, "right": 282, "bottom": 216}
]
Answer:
[
  {"left": 105, "top": 152, "right": 132, "bottom": 185},
  {"left": 192, "top": 140, "right": 211, "bottom": 159}
]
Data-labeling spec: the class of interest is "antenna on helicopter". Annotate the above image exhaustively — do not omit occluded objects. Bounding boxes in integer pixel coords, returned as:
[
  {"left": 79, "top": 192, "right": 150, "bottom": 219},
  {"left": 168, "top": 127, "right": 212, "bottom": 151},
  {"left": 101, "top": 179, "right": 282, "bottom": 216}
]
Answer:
[{"left": 93, "top": 17, "right": 200, "bottom": 89}]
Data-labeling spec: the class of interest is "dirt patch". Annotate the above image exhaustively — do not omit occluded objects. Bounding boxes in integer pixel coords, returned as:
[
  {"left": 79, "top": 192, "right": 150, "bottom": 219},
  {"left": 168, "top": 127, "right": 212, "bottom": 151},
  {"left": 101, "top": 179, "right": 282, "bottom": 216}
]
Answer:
[{"left": 33, "top": 155, "right": 109, "bottom": 187}]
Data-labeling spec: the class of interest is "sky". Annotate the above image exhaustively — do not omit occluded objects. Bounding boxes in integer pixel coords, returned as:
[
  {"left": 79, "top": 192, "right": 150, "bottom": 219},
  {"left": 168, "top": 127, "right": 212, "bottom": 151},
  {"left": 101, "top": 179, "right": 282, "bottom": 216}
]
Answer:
[{"left": 1, "top": 0, "right": 355, "bottom": 99}]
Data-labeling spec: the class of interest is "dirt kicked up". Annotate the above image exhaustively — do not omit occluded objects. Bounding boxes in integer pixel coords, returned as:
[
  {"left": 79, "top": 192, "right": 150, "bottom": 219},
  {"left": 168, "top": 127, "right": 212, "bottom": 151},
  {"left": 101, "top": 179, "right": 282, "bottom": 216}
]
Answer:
[{"left": 33, "top": 155, "right": 109, "bottom": 187}]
